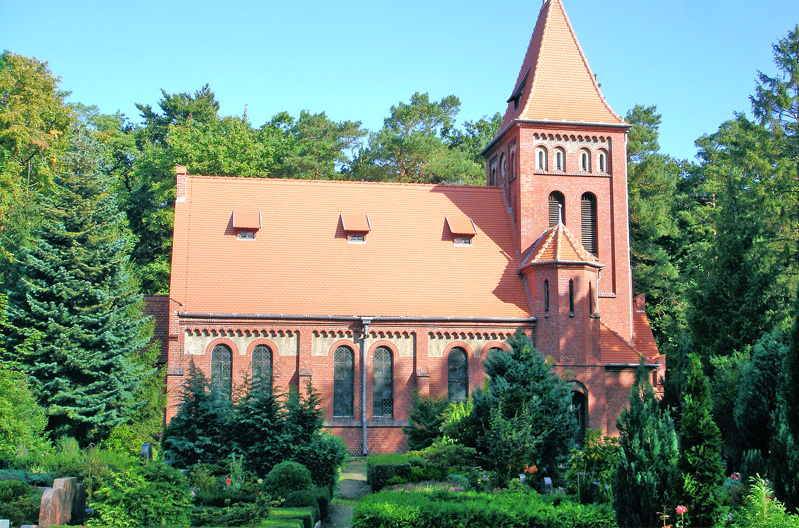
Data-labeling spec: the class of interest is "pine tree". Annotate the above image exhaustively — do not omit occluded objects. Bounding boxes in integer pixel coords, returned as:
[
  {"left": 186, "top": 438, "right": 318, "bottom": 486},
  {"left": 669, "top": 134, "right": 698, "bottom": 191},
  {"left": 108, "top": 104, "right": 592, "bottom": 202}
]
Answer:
[
  {"left": 5, "top": 124, "right": 150, "bottom": 443},
  {"left": 234, "top": 378, "right": 287, "bottom": 477},
  {"left": 614, "top": 361, "right": 680, "bottom": 528},
  {"left": 679, "top": 354, "right": 725, "bottom": 527}
]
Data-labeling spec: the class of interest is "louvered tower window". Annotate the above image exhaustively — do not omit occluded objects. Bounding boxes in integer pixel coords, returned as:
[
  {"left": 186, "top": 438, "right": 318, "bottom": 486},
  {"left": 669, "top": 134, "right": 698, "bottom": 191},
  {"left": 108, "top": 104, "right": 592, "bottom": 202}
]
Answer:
[
  {"left": 448, "top": 347, "right": 468, "bottom": 402},
  {"left": 581, "top": 192, "right": 597, "bottom": 255},
  {"left": 373, "top": 346, "right": 393, "bottom": 418},
  {"left": 251, "top": 344, "right": 273, "bottom": 392},
  {"left": 211, "top": 344, "right": 233, "bottom": 399},
  {"left": 549, "top": 191, "right": 565, "bottom": 227},
  {"left": 333, "top": 346, "right": 354, "bottom": 417}
]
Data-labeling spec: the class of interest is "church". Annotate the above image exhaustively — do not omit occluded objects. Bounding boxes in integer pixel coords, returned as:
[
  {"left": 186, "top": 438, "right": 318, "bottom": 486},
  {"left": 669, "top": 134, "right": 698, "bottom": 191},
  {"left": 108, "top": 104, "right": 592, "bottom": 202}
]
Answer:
[{"left": 152, "top": 0, "right": 663, "bottom": 454}]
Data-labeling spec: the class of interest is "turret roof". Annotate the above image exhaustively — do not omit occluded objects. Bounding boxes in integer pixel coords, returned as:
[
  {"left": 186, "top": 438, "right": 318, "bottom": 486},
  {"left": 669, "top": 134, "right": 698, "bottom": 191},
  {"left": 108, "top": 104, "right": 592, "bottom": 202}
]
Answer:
[{"left": 520, "top": 221, "right": 601, "bottom": 269}]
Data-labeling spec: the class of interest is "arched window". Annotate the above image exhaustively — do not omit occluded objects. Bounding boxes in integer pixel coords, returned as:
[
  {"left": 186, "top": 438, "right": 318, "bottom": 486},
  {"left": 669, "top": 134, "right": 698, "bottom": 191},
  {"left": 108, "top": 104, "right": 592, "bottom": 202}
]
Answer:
[
  {"left": 485, "top": 347, "right": 503, "bottom": 363},
  {"left": 580, "top": 148, "right": 591, "bottom": 172},
  {"left": 536, "top": 146, "right": 548, "bottom": 171},
  {"left": 569, "top": 279, "right": 575, "bottom": 316},
  {"left": 581, "top": 192, "right": 597, "bottom": 256},
  {"left": 597, "top": 149, "right": 608, "bottom": 173},
  {"left": 373, "top": 346, "right": 393, "bottom": 418},
  {"left": 448, "top": 347, "right": 468, "bottom": 402},
  {"left": 251, "top": 344, "right": 272, "bottom": 392},
  {"left": 211, "top": 344, "right": 233, "bottom": 399},
  {"left": 554, "top": 147, "right": 566, "bottom": 171},
  {"left": 572, "top": 388, "right": 588, "bottom": 444},
  {"left": 544, "top": 279, "right": 550, "bottom": 313},
  {"left": 549, "top": 191, "right": 565, "bottom": 227},
  {"left": 333, "top": 346, "right": 354, "bottom": 417}
]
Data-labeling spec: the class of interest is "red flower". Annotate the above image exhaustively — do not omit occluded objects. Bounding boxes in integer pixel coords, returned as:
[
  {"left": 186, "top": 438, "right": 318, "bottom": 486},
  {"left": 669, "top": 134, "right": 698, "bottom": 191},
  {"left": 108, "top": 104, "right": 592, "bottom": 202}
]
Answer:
[
  {"left": 226, "top": 477, "right": 232, "bottom": 486},
  {"left": 676, "top": 505, "right": 687, "bottom": 515}
]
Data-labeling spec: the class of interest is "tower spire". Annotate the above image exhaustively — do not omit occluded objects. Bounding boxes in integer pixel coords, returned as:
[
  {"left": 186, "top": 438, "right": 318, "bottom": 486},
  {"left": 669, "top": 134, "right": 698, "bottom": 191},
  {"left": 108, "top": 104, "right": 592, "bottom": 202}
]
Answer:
[{"left": 497, "top": 0, "right": 623, "bottom": 135}]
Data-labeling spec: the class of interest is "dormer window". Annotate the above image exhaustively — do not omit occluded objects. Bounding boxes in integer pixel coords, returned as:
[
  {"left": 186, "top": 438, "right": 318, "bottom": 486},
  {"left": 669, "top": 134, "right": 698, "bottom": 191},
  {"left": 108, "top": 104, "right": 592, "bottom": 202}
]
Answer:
[
  {"left": 233, "top": 210, "right": 261, "bottom": 240},
  {"left": 507, "top": 70, "right": 529, "bottom": 111},
  {"left": 341, "top": 213, "right": 371, "bottom": 243},
  {"left": 446, "top": 215, "right": 476, "bottom": 246}
]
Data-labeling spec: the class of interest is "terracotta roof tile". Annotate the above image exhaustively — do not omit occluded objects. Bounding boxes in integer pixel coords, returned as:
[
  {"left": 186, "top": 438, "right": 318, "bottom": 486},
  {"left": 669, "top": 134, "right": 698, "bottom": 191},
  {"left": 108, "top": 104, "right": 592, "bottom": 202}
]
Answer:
[
  {"left": 170, "top": 176, "right": 532, "bottom": 319},
  {"left": 340, "top": 213, "right": 371, "bottom": 232},
  {"left": 522, "top": 222, "right": 599, "bottom": 268},
  {"left": 499, "top": 0, "right": 623, "bottom": 133},
  {"left": 233, "top": 210, "right": 261, "bottom": 229},
  {"left": 445, "top": 215, "right": 476, "bottom": 236},
  {"left": 600, "top": 322, "right": 642, "bottom": 364}
]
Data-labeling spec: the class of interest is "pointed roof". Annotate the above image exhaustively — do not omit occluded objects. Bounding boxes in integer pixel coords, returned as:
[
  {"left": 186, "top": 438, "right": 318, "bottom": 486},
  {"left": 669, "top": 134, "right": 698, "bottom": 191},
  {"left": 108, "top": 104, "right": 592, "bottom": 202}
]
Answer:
[
  {"left": 498, "top": 0, "right": 623, "bottom": 133},
  {"left": 520, "top": 221, "right": 601, "bottom": 270}
]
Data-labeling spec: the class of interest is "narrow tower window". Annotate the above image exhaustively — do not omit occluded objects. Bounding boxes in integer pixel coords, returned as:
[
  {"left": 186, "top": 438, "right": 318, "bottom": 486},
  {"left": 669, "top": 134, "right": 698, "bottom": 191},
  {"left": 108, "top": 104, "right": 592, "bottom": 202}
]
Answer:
[
  {"left": 581, "top": 192, "right": 597, "bottom": 256},
  {"left": 569, "top": 279, "right": 575, "bottom": 316},
  {"left": 544, "top": 279, "right": 550, "bottom": 313},
  {"left": 333, "top": 346, "right": 354, "bottom": 417},
  {"left": 500, "top": 154, "right": 507, "bottom": 180},
  {"left": 549, "top": 191, "right": 565, "bottom": 227},
  {"left": 536, "top": 146, "right": 548, "bottom": 171},
  {"left": 554, "top": 147, "right": 566, "bottom": 171},
  {"left": 211, "top": 344, "right": 233, "bottom": 399},
  {"left": 580, "top": 148, "right": 592, "bottom": 172}
]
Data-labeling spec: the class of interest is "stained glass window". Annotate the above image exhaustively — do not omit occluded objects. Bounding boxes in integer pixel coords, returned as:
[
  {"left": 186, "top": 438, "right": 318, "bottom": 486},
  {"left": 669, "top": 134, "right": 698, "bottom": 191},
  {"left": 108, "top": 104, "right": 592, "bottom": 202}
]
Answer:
[
  {"left": 211, "top": 344, "right": 232, "bottom": 399},
  {"left": 448, "top": 347, "right": 468, "bottom": 402},
  {"left": 373, "top": 346, "right": 393, "bottom": 418},
  {"left": 252, "top": 344, "right": 272, "bottom": 392},
  {"left": 333, "top": 346, "right": 354, "bottom": 417}
]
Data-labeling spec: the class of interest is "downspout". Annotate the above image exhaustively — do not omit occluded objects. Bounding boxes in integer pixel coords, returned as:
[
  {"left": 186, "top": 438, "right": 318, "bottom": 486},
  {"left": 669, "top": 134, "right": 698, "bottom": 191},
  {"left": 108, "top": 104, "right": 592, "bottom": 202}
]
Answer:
[{"left": 360, "top": 317, "right": 372, "bottom": 456}]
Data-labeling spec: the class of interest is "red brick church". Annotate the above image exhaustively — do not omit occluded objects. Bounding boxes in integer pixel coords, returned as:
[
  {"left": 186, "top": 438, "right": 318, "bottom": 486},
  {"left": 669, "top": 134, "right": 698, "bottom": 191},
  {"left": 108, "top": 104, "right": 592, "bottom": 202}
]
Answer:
[{"left": 152, "top": 0, "right": 663, "bottom": 454}]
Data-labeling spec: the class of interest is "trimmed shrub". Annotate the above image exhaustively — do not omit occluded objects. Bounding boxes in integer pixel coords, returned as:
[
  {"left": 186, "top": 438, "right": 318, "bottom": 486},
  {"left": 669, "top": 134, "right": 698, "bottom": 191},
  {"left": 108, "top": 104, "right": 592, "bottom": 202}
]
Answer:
[
  {"left": 367, "top": 454, "right": 411, "bottom": 491},
  {"left": 289, "top": 431, "right": 348, "bottom": 491},
  {"left": 411, "top": 441, "right": 478, "bottom": 481},
  {"left": 189, "top": 495, "right": 272, "bottom": 527},
  {"left": 353, "top": 489, "right": 616, "bottom": 528},
  {"left": 263, "top": 461, "right": 313, "bottom": 500},
  {"left": 285, "top": 489, "right": 320, "bottom": 520},
  {"left": 314, "top": 485, "right": 331, "bottom": 520},
  {"left": 269, "top": 506, "right": 317, "bottom": 528}
]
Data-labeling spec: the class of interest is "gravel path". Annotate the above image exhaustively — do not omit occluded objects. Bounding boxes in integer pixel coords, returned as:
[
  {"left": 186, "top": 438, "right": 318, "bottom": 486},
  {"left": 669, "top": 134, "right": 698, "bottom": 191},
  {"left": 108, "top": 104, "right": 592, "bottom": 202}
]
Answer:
[{"left": 323, "top": 458, "right": 370, "bottom": 528}]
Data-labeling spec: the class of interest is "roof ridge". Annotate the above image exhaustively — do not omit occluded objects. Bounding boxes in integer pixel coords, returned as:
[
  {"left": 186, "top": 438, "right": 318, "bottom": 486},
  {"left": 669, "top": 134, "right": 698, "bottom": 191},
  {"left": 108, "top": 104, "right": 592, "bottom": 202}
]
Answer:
[{"left": 185, "top": 174, "right": 504, "bottom": 191}]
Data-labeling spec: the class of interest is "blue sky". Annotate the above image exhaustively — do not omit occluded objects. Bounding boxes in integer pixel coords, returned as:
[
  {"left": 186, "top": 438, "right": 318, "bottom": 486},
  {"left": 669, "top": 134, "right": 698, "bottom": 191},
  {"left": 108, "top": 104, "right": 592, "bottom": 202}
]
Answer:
[{"left": 4, "top": 0, "right": 798, "bottom": 161}]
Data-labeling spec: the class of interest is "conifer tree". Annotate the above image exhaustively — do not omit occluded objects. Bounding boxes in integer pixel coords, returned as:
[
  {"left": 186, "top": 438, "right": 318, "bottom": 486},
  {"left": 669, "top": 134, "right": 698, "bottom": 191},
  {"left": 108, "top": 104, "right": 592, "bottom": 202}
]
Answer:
[
  {"left": 5, "top": 124, "right": 149, "bottom": 443},
  {"left": 679, "top": 354, "right": 725, "bottom": 527},
  {"left": 614, "top": 361, "right": 679, "bottom": 528},
  {"left": 163, "top": 361, "right": 234, "bottom": 467}
]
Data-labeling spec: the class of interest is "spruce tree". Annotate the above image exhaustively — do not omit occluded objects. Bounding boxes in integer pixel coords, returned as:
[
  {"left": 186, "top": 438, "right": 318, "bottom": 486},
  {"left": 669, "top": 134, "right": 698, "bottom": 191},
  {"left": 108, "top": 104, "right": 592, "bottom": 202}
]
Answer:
[
  {"left": 614, "top": 361, "right": 679, "bottom": 528},
  {"left": 5, "top": 124, "right": 149, "bottom": 443},
  {"left": 679, "top": 354, "right": 725, "bottom": 527},
  {"left": 163, "top": 361, "right": 233, "bottom": 467}
]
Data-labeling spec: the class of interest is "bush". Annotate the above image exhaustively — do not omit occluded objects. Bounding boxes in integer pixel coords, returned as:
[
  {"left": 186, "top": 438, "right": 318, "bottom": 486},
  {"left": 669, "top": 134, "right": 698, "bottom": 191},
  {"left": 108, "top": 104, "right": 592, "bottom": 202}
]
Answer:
[
  {"left": 269, "top": 507, "right": 317, "bottom": 528},
  {"left": 564, "top": 430, "right": 620, "bottom": 504},
  {"left": 403, "top": 394, "right": 448, "bottom": 450},
  {"left": 93, "top": 462, "right": 192, "bottom": 527},
  {"left": 367, "top": 454, "right": 411, "bottom": 491},
  {"left": 314, "top": 485, "right": 331, "bottom": 520},
  {"left": 189, "top": 495, "right": 272, "bottom": 527},
  {"left": 263, "top": 461, "right": 313, "bottom": 500},
  {"left": 728, "top": 477, "right": 799, "bottom": 528},
  {"left": 289, "top": 431, "right": 348, "bottom": 492},
  {"left": 285, "top": 489, "right": 320, "bottom": 520},
  {"left": 0, "top": 480, "right": 41, "bottom": 526},
  {"left": 353, "top": 489, "right": 616, "bottom": 528},
  {"left": 0, "top": 469, "right": 54, "bottom": 486},
  {"left": 410, "top": 441, "right": 478, "bottom": 481}
]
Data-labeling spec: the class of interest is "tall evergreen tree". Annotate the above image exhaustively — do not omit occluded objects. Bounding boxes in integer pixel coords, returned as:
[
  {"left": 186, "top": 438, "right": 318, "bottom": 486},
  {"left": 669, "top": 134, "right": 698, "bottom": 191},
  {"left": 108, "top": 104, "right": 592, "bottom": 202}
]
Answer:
[
  {"left": 5, "top": 123, "right": 150, "bottom": 443},
  {"left": 614, "top": 361, "right": 680, "bottom": 528},
  {"left": 679, "top": 354, "right": 725, "bottom": 527}
]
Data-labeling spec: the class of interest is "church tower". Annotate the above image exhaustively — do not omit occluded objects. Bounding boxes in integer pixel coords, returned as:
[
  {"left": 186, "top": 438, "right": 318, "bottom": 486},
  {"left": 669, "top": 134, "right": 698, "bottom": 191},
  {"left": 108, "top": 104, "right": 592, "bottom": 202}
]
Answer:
[{"left": 483, "top": 0, "right": 634, "bottom": 367}]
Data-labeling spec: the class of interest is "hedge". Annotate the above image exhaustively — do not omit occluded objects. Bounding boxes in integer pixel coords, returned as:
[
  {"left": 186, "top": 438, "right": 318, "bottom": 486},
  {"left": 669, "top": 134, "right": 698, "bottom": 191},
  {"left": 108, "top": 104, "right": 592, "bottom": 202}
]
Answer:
[
  {"left": 366, "top": 454, "right": 411, "bottom": 491},
  {"left": 352, "top": 489, "right": 617, "bottom": 528}
]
